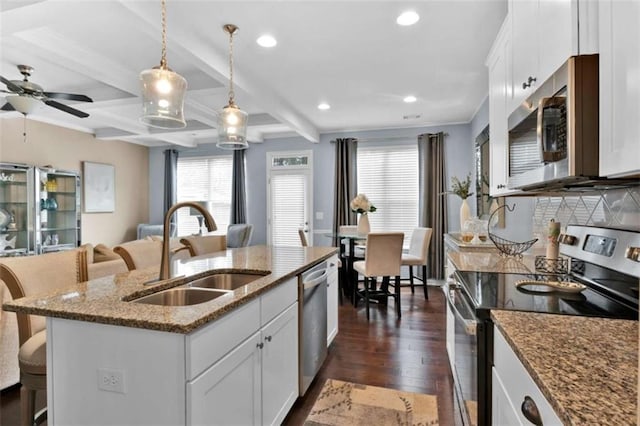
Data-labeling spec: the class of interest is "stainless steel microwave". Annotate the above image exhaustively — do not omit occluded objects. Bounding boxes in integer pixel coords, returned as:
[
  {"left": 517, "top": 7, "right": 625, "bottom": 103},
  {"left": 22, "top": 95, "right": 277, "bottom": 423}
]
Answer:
[{"left": 507, "top": 55, "right": 599, "bottom": 190}]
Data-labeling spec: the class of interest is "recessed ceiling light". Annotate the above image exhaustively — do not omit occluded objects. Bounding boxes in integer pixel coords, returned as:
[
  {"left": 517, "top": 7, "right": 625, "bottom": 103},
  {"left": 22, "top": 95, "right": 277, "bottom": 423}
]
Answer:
[
  {"left": 256, "top": 35, "right": 277, "bottom": 48},
  {"left": 397, "top": 11, "right": 420, "bottom": 26},
  {"left": 318, "top": 103, "right": 331, "bottom": 110},
  {"left": 403, "top": 95, "right": 417, "bottom": 103}
]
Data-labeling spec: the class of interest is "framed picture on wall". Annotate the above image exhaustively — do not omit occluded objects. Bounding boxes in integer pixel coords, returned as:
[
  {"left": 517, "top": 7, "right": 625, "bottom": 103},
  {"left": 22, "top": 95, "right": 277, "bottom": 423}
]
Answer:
[{"left": 83, "top": 161, "right": 115, "bottom": 213}]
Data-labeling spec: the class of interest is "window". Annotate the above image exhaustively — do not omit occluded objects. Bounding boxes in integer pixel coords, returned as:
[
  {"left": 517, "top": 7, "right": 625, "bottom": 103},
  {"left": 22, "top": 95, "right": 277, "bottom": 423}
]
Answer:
[
  {"left": 357, "top": 144, "right": 418, "bottom": 240},
  {"left": 176, "top": 156, "right": 233, "bottom": 236}
]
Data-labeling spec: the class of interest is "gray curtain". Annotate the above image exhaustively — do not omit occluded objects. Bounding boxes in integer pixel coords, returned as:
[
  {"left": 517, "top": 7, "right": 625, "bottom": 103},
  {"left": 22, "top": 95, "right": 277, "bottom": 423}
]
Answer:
[
  {"left": 230, "top": 149, "right": 247, "bottom": 224},
  {"left": 163, "top": 149, "right": 178, "bottom": 236},
  {"left": 418, "top": 132, "right": 448, "bottom": 279},
  {"left": 332, "top": 138, "right": 358, "bottom": 246}
]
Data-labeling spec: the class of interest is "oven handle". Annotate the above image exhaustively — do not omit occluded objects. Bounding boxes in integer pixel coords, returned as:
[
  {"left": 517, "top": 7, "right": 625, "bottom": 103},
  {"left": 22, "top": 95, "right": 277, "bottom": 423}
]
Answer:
[{"left": 446, "top": 283, "right": 478, "bottom": 336}]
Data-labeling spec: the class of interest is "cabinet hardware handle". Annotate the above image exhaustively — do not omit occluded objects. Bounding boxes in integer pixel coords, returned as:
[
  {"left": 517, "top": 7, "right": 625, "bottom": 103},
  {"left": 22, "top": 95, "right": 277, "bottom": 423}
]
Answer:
[
  {"left": 265, "top": 336, "right": 272, "bottom": 342},
  {"left": 497, "top": 184, "right": 506, "bottom": 189},
  {"left": 522, "top": 76, "right": 537, "bottom": 89},
  {"left": 257, "top": 342, "right": 264, "bottom": 349},
  {"left": 521, "top": 396, "right": 543, "bottom": 425}
]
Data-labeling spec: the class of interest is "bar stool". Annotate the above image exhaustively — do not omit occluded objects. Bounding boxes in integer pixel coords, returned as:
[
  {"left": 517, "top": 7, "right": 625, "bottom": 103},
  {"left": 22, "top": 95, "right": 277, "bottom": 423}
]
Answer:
[
  {"left": 353, "top": 232, "right": 404, "bottom": 319},
  {"left": 400, "top": 227, "right": 433, "bottom": 299}
]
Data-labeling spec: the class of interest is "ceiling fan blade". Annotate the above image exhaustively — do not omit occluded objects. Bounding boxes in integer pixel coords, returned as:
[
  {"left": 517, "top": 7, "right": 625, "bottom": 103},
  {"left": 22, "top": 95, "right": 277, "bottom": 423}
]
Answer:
[
  {"left": 43, "top": 92, "right": 93, "bottom": 103},
  {"left": 1, "top": 102, "right": 15, "bottom": 111},
  {"left": 0, "top": 75, "right": 24, "bottom": 94},
  {"left": 43, "top": 99, "right": 89, "bottom": 118}
]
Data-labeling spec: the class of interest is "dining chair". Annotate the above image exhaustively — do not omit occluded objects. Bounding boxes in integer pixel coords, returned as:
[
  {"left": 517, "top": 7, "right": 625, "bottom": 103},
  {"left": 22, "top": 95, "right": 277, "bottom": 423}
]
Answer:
[
  {"left": 0, "top": 249, "right": 88, "bottom": 426},
  {"left": 352, "top": 232, "right": 404, "bottom": 320},
  {"left": 113, "top": 239, "right": 164, "bottom": 271},
  {"left": 227, "top": 224, "right": 253, "bottom": 248},
  {"left": 179, "top": 234, "right": 227, "bottom": 256},
  {"left": 400, "top": 227, "right": 433, "bottom": 299}
]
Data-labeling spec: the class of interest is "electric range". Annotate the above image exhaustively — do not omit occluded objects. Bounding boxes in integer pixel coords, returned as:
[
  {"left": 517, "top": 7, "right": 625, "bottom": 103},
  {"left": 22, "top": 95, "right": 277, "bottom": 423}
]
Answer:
[{"left": 446, "top": 225, "right": 640, "bottom": 426}]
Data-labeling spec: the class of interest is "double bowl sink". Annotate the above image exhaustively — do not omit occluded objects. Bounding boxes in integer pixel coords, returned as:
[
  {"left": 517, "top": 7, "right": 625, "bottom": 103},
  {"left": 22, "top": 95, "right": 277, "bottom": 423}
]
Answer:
[{"left": 132, "top": 273, "right": 264, "bottom": 306}]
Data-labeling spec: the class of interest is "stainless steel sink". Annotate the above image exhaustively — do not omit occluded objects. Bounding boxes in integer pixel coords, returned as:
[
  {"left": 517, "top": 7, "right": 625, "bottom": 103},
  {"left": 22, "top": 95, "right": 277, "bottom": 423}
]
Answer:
[
  {"left": 132, "top": 287, "right": 232, "bottom": 306},
  {"left": 185, "top": 273, "right": 264, "bottom": 291}
]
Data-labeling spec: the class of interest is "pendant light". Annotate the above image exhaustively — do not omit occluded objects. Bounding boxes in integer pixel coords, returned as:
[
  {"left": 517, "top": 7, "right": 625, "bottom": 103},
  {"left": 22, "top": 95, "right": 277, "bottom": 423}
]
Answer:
[
  {"left": 139, "top": 0, "right": 187, "bottom": 129},
  {"left": 216, "top": 24, "right": 248, "bottom": 150}
]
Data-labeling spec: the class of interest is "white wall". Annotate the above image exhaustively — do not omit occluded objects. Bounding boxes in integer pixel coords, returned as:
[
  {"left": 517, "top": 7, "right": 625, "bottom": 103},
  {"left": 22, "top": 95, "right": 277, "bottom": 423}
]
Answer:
[{"left": 0, "top": 118, "right": 149, "bottom": 246}]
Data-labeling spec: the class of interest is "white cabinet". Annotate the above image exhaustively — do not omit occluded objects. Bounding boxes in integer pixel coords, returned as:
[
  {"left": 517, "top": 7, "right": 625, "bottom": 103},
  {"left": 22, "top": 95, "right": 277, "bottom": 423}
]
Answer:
[
  {"left": 326, "top": 254, "right": 339, "bottom": 346},
  {"left": 492, "top": 326, "right": 562, "bottom": 425},
  {"left": 508, "top": 0, "right": 575, "bottom": 113},
  {"left": 188, "top": 332, "right": 262, "bottom": 426},
  {"left": 261, "top": 303, "right": 299, "bottom": 425},
  {"left": 599, "top": 0, "right": 640, "bottom": 178},
  {"left": 487, "top": 16, "right": 522, "bottom": 197},
  {"left": 189, "top": 303, "right": 298, "bottom": 426}
]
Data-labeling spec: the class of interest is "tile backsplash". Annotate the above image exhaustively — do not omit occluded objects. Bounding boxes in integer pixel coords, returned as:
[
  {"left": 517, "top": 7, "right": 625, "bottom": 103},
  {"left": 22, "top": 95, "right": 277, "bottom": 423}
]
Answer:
[{"left": 533, "top": 186, "right": 640, "bottom": 234}]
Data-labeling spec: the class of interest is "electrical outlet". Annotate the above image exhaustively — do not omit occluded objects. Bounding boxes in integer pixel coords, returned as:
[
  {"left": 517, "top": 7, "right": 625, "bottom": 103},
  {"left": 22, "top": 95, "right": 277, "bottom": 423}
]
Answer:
[
  {"left": 316, "top": 211, "right": 324, "bottom": 220},
  {"left": 97, "top": 368, "right": 125, "bottom": 394}
]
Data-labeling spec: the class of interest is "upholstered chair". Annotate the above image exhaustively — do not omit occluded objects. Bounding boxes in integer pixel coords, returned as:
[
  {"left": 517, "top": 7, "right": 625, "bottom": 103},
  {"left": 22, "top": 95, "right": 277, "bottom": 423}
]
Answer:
[
  {"left": 226, "top": 224, "right": 253, "bottom": 248},
  {"left": 400, "top": 227, "right": 433, "bottom": 299},
  {"left": 0, "top": 249, "right": 88, "bottom": 426},
  {"left": 352, "top": 232, "right": 404, "bottom": 320},
  {"left": 179, "top": 235, "right": 227, "bottom": 257},
  {"left": 113, "top": 239, "right": 164, "bottom": 271}
]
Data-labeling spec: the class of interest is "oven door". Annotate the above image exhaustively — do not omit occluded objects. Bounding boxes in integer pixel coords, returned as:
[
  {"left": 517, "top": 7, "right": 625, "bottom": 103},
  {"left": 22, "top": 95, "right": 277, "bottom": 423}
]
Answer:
[{"left": 446, "top": 282, "right": 479, "bottom": 426}]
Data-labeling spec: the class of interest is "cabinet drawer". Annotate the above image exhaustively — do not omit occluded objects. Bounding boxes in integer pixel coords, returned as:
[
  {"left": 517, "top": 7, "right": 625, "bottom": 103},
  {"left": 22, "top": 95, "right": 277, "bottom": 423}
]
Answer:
[
  {"left": 186, "top": 298, "right": 260, "bottom": 380},
  {"left": 493, "top": 327, "right": 562, "bottom": 425},
  {"left": 261, "top": 277, "right": 297, "bottom": 326}
]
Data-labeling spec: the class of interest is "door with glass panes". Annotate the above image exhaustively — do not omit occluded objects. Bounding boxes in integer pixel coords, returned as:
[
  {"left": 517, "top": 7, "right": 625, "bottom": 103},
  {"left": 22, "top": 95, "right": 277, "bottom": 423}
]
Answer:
[{"left": 267, "top": 151, "right": 312, "bottom": 246}]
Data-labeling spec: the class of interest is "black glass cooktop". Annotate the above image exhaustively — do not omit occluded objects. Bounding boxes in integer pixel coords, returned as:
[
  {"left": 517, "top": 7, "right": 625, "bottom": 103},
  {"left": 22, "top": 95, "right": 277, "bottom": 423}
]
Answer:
[{"left": 456, "top": 270, "right": 639, "bottom": 320}]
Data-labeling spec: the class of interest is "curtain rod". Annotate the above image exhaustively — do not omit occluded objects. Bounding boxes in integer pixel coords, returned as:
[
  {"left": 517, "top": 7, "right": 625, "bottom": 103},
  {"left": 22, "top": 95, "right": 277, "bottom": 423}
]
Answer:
[{"left": 331, "top": 133, "right": 449, "bottom": 143}]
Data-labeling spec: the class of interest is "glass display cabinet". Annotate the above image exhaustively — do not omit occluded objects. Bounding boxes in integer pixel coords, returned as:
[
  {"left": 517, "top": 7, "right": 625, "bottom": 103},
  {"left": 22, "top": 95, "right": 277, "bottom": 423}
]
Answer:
[
  {"left": 36, "top": 167, "right": 81, "bottom": 254},
  {"left": 0, "top": 163, "right": 81, "bottom": 257},
  {"left": 0, "top": 163, "right": 34, "bottom": 256}
]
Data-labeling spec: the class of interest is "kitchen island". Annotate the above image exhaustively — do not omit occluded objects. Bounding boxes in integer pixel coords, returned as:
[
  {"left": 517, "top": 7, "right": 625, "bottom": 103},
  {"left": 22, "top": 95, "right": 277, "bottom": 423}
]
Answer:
[{"left": 3, "top": 245, "right": 338, "bottom": 425}]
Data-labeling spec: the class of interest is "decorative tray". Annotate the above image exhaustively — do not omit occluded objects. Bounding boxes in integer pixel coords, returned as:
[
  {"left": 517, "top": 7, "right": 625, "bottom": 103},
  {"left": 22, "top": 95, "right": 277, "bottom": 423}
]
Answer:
[{"left": 515, "top": 279, "right": 587, "bottom": 294}]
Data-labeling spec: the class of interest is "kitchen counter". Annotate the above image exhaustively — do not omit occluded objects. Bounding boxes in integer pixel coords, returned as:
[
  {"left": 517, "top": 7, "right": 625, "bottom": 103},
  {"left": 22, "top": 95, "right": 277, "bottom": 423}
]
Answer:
[
  {"left": 2, "top": 245, "right": 337, "bottom": 334},
  {"left": 444, "top": 232, "right": 498, "bottom": 251},
  {"left": 491, "top": 310, "right": 638, "bottom": 425}
]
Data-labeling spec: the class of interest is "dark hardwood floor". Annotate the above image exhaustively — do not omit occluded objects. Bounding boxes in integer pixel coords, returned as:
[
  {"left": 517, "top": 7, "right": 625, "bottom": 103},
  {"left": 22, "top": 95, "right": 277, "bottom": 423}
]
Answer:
[
  {"left": 0, "top": 285, "right": 455, "bottom": 426},
  {"left": 284, "top": 283, "right": 455, "bottom": 425}
]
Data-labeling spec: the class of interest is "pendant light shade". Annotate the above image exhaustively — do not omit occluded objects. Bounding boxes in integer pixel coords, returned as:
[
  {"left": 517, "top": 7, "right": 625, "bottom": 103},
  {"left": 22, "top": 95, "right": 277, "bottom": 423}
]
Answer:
[
  {"left": 217, "top": 24, "right": 248, "bottom": 150},
  {"left": 139, "top": 0, "right": 187, "bottom": 129}
]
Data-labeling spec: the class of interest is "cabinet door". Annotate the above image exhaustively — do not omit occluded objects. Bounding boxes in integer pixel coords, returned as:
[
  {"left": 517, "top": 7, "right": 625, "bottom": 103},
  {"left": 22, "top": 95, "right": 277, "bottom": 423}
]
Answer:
[
  {"left": 327, "top": 255, "right": 339, "bottom": 346},
  {"left": 187, "top": 332, "right": 262, "bottom": 426},
  {"left": 510, "top": 0, "right": 538, "bottom": 110},
  {"left": 599, "top": 0, "right": 640, "bottom": 177},
  {"left": 261, "top": 303, "right": 299, "bottom": 426},
  {"left": 537, "top": 0, "right": 573, "bottom": 80},
  {"left": 491, "top": 368, "right": 522, "bottom": 426}
]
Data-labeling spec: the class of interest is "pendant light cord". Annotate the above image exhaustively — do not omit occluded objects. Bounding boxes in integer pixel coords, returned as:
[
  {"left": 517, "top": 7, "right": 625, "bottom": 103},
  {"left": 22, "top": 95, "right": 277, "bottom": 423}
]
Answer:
[
  {"left": 160, "top": 0, "right": 168, "bottom": 69},
  {"left": 227, "top": 26, "right": 236, "bottom": 107}
]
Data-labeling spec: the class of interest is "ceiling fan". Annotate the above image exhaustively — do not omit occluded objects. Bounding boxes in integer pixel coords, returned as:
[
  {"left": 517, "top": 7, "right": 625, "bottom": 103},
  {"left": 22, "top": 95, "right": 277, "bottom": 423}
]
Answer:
[{"left": 0, "top": 65, "right": 93, "bottom": 118}]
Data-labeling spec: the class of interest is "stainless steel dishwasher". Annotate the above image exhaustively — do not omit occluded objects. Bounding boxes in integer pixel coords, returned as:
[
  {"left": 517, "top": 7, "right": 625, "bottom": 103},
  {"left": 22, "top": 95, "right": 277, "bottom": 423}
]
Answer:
[{"left": 298, "top": 261, "right": 328, "bottom": 396}]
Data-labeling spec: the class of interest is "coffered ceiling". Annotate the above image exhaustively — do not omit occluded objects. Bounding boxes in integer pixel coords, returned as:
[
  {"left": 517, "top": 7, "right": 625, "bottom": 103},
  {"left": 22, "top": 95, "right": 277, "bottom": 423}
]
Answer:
[{"left": 0, "top": 0, "right": 507, "bottom": 148}]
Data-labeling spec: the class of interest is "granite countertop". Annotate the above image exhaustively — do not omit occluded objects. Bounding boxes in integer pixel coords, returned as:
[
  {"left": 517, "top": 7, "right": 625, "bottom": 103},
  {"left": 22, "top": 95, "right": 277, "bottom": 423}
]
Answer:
[
  {"left": 2, "top": 245, "right": 337, "bottom": 334},
  {"left": 491, "top": 310, "right": 638, "bottom": 426}
]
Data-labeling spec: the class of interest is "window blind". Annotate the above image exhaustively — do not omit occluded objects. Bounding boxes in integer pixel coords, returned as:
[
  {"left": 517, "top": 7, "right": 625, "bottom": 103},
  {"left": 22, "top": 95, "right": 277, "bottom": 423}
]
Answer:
[
  {"left": 357, "top": 144, "right": 419, "bottom": 241},
  {"left": 176, "top": 156, "right": 232, "bottom": 236},
  {"left": 270, "top": 173, "right": 307, "bottom": 246}
]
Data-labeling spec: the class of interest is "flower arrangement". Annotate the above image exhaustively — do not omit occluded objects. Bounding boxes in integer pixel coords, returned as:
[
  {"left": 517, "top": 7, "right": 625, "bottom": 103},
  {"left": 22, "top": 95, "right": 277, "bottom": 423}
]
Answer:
[
  {"left": 445, "top": 173, "right": 474, "bottom": 200},
  {"left": 350, "top": 193, "right": 377, "bottom": 214}
]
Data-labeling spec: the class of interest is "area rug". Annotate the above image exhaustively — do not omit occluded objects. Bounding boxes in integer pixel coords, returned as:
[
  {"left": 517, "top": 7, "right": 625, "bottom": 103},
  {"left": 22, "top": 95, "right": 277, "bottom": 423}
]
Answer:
[{"left": 304, "top": 379, "right": 439, "bottom": 425}]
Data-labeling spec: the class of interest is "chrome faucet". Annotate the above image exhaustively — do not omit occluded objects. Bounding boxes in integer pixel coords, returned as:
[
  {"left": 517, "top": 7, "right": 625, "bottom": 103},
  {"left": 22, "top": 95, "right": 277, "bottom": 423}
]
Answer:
[{"left": 159, "top": 202, "right": 217, "bottom": 281}]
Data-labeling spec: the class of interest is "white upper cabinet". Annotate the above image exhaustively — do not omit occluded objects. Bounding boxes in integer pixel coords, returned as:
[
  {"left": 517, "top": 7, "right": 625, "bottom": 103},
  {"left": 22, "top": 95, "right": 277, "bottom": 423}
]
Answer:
[
  {"left": 487, "top": 17, "right": 522, "bottom": 197},
  {"left": 599, "top": 0, "right": 640, "bottom": 178},
  {"left": 508, "top": 0, "right": 578, "bottom": 114}
]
